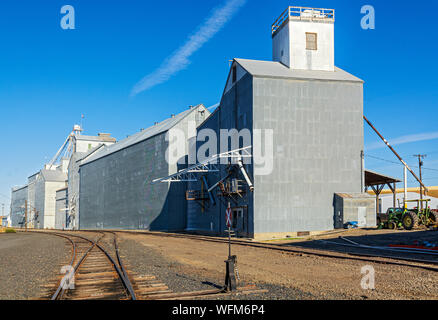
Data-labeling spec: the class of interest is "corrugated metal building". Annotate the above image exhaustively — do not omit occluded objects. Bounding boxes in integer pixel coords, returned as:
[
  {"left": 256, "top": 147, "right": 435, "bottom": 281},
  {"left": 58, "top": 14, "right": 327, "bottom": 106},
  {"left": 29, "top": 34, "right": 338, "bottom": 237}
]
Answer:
[
  {"left": 375, "top": 188, "right": 438, "bottom": 213},
  {"left": 9, "top": 129, "right": 116, "bottom": 230},
  {"left": 26, "top": 172, "right": 39, "bottom": 228},
  {"left": 79, "top": 105, "right": 210, "bottom": 230},
  {"left": 55, "top": 187, "right": 68, "bottom": 229},
  {"left": 34, "top": 168, "right": 68, "bottom": 229},
  {"left": 68, "top": 144, "right": 107, "bottom": 230},
  {"left": 185, "top": 7, "right": 371, "bottom": 238},
  {"left": 10, "top": 185, "right": 28, "bottom": 227}
]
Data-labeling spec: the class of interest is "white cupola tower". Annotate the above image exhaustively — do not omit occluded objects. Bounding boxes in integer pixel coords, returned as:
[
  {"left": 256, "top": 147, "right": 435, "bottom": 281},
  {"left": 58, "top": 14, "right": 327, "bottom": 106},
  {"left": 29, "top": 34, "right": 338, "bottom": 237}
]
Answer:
[{"left": 272, "top": 6, "right": 335, "bottom": 71}]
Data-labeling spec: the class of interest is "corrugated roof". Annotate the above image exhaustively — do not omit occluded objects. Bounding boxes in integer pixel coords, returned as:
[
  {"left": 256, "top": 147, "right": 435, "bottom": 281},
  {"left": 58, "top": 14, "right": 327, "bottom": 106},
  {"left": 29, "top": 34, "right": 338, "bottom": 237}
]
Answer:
[
  {"left": 365, "top": 169, "right": 401, "bottom": 186},
  {"left": 75, "top": 135, "right": 116, "bottom": 143},
  {"left": 75, "top": 144, "right": 105, "bottom": 163},
  {"left": 234, "top": 58, "right": 363, "bottom": 83},
  {"left": 12, "top": 185, "right": 28, "bottom": 192},
  {"left": 81, "top": 104, "right": 207, "bottom": 166},
  {"left": 40, "top": 169, "right": 67, "bottom": 182},
  {"left": 28, "top": 172, "right": 39, "bottom": 179}
]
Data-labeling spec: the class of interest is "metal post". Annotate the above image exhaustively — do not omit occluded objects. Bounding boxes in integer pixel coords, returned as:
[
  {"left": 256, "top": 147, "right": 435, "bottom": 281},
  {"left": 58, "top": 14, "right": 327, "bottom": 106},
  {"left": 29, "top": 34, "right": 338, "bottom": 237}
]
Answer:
[
  {"left": 404, "top": 166, "right": 407, "bottom": 208},
  {"left": 393, "top": 182, "right": 397, "bottom": 208},
  {"left": 224, "top": 201, "right": 237, "bottom": 291},
  {"left": 228, "top": 226, "right": 231, "bottom": 257},
  {"left": 228, "top": 202, "right": 231, "bottom": 258}
]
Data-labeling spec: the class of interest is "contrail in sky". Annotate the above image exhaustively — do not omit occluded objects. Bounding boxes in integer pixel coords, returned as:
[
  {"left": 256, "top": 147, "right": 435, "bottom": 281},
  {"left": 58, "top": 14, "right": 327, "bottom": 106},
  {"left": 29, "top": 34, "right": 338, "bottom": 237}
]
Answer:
[
  {"left": 366, "top": 131, "right": 438, "bottom": 151},
  {"left": 131, "top": 0, "right": 246, "bottom": 96}
]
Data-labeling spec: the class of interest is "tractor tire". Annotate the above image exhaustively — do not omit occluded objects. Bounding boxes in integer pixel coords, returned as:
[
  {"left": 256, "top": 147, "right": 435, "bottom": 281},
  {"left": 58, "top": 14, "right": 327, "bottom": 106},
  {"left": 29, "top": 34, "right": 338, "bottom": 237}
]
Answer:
[
  {"left": 427, "top": 211, "right": 438, "bottom": 227},
  {"left": 388, "top": 221, "right": 397, "bottom": 230},
  {"left": 402, "top": 211, "right": 419, "bottom": 230}
]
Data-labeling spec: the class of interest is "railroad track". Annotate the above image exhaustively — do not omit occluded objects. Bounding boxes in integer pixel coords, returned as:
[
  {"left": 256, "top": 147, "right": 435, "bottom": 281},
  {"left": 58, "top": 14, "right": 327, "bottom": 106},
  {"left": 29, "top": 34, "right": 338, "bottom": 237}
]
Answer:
[
  {"left": 35, "top": 230, "right": 263, "bottom": 300},
  {"left": 108, "top": 230, "right": 438, "bottom": 273},
  {"left": 39, "top": 231, "right": 137, "bottom": 300}
]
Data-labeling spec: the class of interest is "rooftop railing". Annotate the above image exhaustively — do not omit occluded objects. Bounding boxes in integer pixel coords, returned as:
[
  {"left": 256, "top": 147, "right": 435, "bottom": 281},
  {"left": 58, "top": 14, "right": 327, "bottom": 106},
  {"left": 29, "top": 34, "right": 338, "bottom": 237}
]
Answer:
[{"left": 272, "top": 6, "right": 335, "bottom": 35}]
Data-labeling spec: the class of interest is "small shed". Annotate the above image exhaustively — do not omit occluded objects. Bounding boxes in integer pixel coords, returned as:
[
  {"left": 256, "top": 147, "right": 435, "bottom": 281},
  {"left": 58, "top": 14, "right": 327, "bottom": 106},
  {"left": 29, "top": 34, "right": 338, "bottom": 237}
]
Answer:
[{"left": 334, "top": 193, "right": 376, "bottom": 229}]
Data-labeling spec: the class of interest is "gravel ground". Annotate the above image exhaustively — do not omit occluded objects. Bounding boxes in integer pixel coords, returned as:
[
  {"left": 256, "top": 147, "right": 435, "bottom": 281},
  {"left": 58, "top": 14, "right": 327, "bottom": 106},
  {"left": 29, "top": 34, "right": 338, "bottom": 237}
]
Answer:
[
  {"left": 118, "top": 237, "right": 225, "bottom": 293},
  {"left": 118, "top": 236, "right": 317, "bottom": 300},
  {"left": 117, "top": 232, "right": 438, "bottom": 300},
  {"left": 0, "top": 232, "right": 70, "bottom": 300},
  {"left": 65, "top": 232, "right": 314, "bottom": 300}
]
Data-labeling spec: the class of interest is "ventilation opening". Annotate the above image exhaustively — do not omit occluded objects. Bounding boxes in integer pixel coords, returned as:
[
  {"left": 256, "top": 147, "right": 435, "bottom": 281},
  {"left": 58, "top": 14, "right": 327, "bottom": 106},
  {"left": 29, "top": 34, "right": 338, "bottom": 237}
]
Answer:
[
  {"left": 306, "top": 32, "right": 317, "bottom": 50},
  {"left": 232, "top": 65, "right": 237, "bottom": 83}
]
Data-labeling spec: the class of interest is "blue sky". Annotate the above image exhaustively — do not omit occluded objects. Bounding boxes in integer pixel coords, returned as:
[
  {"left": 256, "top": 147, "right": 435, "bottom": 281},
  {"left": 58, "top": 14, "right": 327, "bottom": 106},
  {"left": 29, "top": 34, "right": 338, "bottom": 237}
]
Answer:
[{"left": 1, "top": 0, "right": 438, "bottom": 212}]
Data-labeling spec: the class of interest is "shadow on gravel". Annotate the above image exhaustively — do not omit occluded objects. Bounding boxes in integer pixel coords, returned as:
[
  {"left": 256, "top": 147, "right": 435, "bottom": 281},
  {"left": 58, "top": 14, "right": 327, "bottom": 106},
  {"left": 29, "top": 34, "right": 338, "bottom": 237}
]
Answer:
[
  {"left": 202, "top": 281, "right": 223, "bottom": 289},
  {"left": 279, "top": 229, "right": 438, "bottom": 262}
]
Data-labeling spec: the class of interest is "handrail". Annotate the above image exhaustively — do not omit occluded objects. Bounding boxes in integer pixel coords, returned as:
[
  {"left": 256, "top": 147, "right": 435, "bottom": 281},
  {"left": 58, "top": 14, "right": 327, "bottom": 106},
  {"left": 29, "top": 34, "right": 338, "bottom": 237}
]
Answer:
[{"left": 272, "top": 6, "right": 335, "bottom": 35}]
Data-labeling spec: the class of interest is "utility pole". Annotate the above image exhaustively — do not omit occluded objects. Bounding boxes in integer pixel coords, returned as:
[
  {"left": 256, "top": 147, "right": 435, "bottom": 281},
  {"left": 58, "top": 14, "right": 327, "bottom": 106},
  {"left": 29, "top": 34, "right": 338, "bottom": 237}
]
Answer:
[
  {"left": 414, "top": 154, "right": 426, "bottom": 209},
  {"left": 363, "top": 116, "right": 428, "bottom": 194}
]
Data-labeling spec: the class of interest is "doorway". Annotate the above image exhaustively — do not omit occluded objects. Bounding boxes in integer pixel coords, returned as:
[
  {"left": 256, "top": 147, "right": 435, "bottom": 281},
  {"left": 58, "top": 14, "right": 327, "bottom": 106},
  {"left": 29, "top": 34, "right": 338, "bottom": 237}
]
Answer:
[{"left": 232, "top": 207, "right": 248, "bottom": 237}]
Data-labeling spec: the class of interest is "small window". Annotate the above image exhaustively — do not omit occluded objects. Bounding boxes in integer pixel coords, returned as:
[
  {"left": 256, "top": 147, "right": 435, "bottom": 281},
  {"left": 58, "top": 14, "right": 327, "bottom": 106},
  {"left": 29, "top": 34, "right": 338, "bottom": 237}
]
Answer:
[
  {"left": 306, "top": 32, "right": 317, "bottom": 50},
  {"left": 232, "top": 65, "right": 237, "bottom": 83}
]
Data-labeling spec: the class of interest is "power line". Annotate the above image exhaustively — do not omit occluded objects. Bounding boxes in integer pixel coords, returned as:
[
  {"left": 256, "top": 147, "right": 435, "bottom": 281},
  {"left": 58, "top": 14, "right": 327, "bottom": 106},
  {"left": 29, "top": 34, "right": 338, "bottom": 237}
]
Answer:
[
  {"left": 365, "top": 154, "right": 438, "bottom": 172},
  {"left": 365, "top": 154, "right": 401, "bottom": 166},
  {"left": 409, "top": 177, "right": 438, "bottom": 182},
  {"left": 422, "top": 167, "right": 438, "bottom": 172}
]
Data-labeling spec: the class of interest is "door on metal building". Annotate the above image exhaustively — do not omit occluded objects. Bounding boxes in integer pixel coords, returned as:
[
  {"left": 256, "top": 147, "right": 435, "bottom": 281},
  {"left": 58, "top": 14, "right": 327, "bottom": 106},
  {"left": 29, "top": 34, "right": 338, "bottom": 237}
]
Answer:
[
  {"left": 358, "top": 207, "right": 367, "bottom": 227},
  {"left": 232, "top": 207, "right": 248, "bottom": 238}
]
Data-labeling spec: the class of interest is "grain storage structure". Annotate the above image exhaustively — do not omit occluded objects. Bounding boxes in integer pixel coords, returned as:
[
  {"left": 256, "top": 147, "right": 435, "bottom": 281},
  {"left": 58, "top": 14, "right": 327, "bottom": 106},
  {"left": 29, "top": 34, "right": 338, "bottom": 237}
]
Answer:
[
  {"left": 78, "top": 105, "right": 210, "bottom": 230},
  {"left": 183, "top": 6, "right": 373, "bottom": 238}
]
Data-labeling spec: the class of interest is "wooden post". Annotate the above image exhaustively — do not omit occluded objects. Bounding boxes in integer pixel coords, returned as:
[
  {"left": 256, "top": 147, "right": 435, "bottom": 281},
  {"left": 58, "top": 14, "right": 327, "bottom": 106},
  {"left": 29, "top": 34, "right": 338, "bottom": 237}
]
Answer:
[
  {"left": 371, "top": 184, "right": 385, "bottom": 214},
  {"left": 387, "top": 182, "right": 397, "bottom": 208},
  {"left": 414, "top": 154, "right": 426, "bottom": 210}
]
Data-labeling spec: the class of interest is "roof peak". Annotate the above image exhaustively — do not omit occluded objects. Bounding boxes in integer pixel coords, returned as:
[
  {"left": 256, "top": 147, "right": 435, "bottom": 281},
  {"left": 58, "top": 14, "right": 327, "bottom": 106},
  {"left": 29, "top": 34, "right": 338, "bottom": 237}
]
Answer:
[
  {"left": 80, "top": 104, "right": 209, "bottom": 166},
  {"left": 233, "top": 58, "right": 363, "bottom": 83}
]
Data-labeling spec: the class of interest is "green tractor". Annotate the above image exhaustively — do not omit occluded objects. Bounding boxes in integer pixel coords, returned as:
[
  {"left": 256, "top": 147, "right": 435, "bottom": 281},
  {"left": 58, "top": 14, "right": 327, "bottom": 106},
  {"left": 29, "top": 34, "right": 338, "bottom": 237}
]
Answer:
[
  {"left": 377, "top": 199, "right": 438, "bottom": 230},
  {"left": 377, "top": 207, "right": 408, "bottom": 230},
  {"left": 402, "top": 199, "right": 438, "bottom": 230}
]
